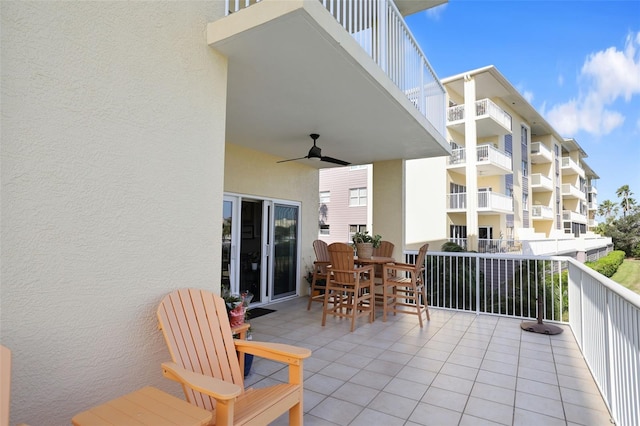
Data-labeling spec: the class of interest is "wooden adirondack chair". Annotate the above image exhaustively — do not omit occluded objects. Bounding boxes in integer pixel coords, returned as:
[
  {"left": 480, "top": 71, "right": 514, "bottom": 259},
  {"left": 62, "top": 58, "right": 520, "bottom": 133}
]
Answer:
[
  {"left": 322, "top": 242, "right": 375, "bottom": 332},
  {"left": 307, "top": 239, "right": 330, "bottom": 310},
  {"left": 157, "top": 288, "right": 311, "bottom": 426},
  {"left": 382, "top": 243, "right": 430, "bottom": 327}
]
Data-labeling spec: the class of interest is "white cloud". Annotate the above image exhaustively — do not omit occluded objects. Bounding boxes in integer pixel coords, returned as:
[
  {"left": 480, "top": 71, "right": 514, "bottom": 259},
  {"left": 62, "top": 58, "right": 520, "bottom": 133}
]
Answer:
[
  {"left": 546, "top": 31, "right": 640, "bottom": 136},
  {"left": 522, "top": 90, "right": 534, "bottom": 104},
  {"left": 425, "top": 4, "right": 447, "bottom": 21},
  {"left": 557, "top": 74, "right": 564, "bottom": 87}
]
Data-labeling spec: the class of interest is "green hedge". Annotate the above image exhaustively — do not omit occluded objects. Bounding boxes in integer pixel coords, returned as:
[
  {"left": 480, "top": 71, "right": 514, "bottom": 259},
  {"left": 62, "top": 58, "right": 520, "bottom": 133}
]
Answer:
[{"left": 584, "top": 250, "right": 625, "bottom": 278}]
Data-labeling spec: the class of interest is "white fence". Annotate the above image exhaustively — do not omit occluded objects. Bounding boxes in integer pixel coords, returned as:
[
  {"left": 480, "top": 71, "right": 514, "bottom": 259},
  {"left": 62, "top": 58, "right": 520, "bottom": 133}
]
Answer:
[{"left": 405, "top": 250, "right": 640, "bottom": 426}]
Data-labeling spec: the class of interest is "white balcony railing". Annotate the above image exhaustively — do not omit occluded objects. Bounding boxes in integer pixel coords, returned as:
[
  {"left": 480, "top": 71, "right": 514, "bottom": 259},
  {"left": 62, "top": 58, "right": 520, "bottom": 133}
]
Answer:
[
  {"left": 404, "top": 250, "right": 639, "bottom": 426},
  {"left": 563, "top": 210, "right": 587, "bottom": 223},
  {"left": 531, "top": 173, "right": 553, "bottom": 190},
  {"left": 225, "top": 0, "right": 446, "bottom": 135},
  {"left": 447, "top": 98, "right": 513, "bottom": 132},
  {"left": 588, "top": 185, "right": 598, "bottom": 194},
  {"left": 447, "top": 192, "right": 466, "bottom": 210},
  {"left": 562, "top": 157, "right": 586, "bottom": 177},
  {"left": 562, "top": 183, "right": 586, "bottom": 199},
  {"left": 477, "top": 190, "right": 513, "bottom": 212},
  {"left": 532, "top": 204, "right": 554, "bottom": 219},
  {"left": 477, "top": 144, "right": 512, "bottom": 170},
  {"left": 531, "top": 141, "right": 553, "bottom": 161}
]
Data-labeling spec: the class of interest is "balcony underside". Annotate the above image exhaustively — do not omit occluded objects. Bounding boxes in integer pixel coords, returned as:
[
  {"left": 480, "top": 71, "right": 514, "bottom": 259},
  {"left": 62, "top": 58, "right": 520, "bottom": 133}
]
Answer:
[
  {"left": 531, "top": 152, "right": 552, "bottom": 164},
  {"left": 447, "top": 163, "right": 512, "bottom": 177},
  {"left": 531, "top": 184, "right": 553, "bottom": 192},
  {"left": 208, "top": 0, "right": 450, "bottom": 168},
  {"left": 447, "top": 115, "right": 512, "bottom": 138}
]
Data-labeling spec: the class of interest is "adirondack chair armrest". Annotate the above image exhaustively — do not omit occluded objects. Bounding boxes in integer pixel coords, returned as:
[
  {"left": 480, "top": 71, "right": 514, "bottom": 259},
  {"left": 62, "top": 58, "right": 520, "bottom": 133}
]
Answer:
[
  {"left": 161, "top": 362, "right": 242, "bottom": 401},
  {"left": 234, "top": 340, "right": 311, "bottom": 365}
]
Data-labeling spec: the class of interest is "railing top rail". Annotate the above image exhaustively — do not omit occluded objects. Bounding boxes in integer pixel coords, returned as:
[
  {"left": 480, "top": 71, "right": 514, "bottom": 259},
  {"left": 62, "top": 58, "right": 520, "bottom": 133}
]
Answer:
[{"left": 566, "top": 257, "right": 640, "bottom": 309}]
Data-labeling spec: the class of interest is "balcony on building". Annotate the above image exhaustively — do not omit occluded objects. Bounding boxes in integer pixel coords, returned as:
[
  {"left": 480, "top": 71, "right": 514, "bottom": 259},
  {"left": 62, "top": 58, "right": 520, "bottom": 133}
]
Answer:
[
  {"left": 563, "top": 210, "right": 588, "bottom": 224},
  {"left": 531, "top": 173, "right": 554, "bottom": 192},
  {"left": 562, "top": 157, "right": 586, "bottom": 178},
  {"left": 447, "top": 191, "right": 514, "bottom": 214},
  {"left": 447, "top": 144, "right": 512, "bottom": 176},
  {"left": 588, "top": 184, "right": 598, "bottom": 195},
  {"left": 446, "top": 98, "right": 512, "bottom": 137},
  {"left": 562, "top": 183, "right": 587, "bottom": 200},
  {"left": 530, "top": 141, "right": 553, "bottom": 164},
  {"left": 477, "top": 190, "right": 513, "bottom": 214},
  {"left": 207, "top": 0, "right": 451, "bottom": 167},
  {"left": 532, "top": 204, "right": 554, "bottom": 220}
]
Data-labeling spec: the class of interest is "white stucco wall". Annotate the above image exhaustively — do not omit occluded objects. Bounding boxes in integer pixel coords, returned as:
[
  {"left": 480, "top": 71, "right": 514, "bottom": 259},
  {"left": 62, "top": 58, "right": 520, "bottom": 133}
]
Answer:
[
  {"left": 405, "top": 157, "right": 448, "bottom": 245},
  {"left": 1, "top": 3, "right": 227, "bottom": 424}
]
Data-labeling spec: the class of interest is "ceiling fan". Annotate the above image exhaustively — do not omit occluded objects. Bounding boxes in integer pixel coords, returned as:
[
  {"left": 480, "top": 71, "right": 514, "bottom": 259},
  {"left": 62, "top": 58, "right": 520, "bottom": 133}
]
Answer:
[{"left": 277, "top": 134, "right": 350, "bottom": 166}]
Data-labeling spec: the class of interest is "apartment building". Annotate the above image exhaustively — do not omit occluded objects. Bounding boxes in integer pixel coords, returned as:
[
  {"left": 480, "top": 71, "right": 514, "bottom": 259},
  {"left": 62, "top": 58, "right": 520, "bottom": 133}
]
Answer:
[
  {"left": 322, "top": 65, "right": 611, "bottom": 257},
  {"left": 318, "top": 165, "right": 373, "bottom": 244}
]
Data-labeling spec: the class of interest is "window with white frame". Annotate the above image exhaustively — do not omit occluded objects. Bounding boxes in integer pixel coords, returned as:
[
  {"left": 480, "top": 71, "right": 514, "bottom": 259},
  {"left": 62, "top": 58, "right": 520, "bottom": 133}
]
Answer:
[
  {"left": 522, "top": 193, "right": 529, "bottom": 211},
  {"left": 319, "top": 191, "right": 330, "bottom": 203},
  {"left": 349, "top": 188, "right": 367, "bottom": 206},
  {"left": 319, "top": 224, "right": 330, "bottom": 235}
]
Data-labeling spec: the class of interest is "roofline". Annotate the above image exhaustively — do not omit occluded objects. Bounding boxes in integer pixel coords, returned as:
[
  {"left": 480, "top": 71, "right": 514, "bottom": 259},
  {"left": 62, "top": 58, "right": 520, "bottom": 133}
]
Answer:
[{"left": 441, "top": 65, "right": 567, "bottom": 144}]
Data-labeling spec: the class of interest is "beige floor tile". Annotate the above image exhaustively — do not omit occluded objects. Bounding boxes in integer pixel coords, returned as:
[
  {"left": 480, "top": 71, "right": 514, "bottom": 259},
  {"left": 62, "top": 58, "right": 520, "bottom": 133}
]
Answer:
[
  {"left": 422, "top": 386, "right": 469, "bottom": 412},
  {"left": 368, "top": 390, "right": 419, "bottom": 419},
  {"left": 308, "top": 396, "right": 364, "bottom": 425},
  {"left": 409, "top": 402, "right": 462, "bottom": 426},
  {"left": 464, "top": 396, "right": 513, "bottom": 425}
]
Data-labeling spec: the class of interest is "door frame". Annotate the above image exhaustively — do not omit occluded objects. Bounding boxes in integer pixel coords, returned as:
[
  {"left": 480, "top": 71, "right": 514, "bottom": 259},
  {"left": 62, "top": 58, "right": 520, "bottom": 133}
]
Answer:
[{"left": 223, "top": 192, "right": 301, "bottom": 305}]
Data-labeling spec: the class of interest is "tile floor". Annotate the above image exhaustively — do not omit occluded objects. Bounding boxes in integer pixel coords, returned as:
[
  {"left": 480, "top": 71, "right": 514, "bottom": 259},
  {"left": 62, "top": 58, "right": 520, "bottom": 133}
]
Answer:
[{"left": 245, "top": 296, "right": 613, "bottom": 426}]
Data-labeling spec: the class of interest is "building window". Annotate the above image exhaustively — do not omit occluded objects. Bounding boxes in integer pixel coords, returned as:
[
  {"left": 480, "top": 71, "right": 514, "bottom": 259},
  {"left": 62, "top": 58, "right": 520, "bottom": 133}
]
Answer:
[
  {"left": 319, "top": 191, "right": 330, "bottom": 203},
  {"left": 349, "top": 165, "right": 367, "bottom": 171},
  {"left": 349, "top": 188, "right": 367, "bottom": 206},
  {"left": 522, "top": 193, "right": 529, "bottom": 211},
  {"left": 522, "top": 160, "right": 528, "bottom": 177},
  {"left": 349, "top": 224, "right": 367, "bottom": 240},
  {"left": 319, "top": 224, "right": 330, "bottom": 235}
]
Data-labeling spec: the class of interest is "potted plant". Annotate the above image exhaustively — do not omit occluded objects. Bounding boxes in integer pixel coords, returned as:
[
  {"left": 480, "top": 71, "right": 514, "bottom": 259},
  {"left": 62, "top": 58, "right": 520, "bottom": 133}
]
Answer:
[
  {"left": 222, "top": 291, "right": 254, "bottom": 376},
  {"left": 352, "top": 230, "right": 382, "bottom": 259}
]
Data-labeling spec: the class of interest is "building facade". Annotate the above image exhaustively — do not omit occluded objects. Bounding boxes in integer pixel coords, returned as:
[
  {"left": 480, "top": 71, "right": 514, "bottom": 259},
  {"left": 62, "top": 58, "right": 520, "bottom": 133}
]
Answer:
[{"left": 2, "top": 1, "right": 450, "bottom": 423}]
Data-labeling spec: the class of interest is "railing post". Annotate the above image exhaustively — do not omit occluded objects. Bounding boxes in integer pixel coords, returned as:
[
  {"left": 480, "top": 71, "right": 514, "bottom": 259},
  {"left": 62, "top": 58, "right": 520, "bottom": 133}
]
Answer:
[
  {"left": 475, "top": 256, "right": 480, "bottom": 315},
  {"left": 605, "top": 289, "right": 615, "bottom": 420},
  {"left": 378, "top": 0, "right": 387, "bottom": 73}
]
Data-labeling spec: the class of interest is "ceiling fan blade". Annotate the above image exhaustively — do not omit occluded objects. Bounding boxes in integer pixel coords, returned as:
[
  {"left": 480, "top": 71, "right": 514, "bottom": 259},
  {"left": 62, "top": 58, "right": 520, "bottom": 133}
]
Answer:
[
  {"left": 321, "top": 156, "right": 350, "bottom": 166},
  {"left": 276, "top": 156, "right": 308, "bottom": 163}
]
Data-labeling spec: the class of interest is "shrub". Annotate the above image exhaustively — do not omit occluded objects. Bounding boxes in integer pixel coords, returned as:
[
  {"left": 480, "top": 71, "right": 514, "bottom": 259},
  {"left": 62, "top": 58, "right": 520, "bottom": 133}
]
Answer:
[{"left": 585, "top": 250, "right": 625, "bottom": 278}]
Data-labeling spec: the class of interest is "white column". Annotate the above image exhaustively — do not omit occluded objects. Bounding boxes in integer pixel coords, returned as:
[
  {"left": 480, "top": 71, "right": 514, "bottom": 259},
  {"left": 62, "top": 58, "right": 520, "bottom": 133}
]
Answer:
[{"left": 464, "top": 74, "right": 479, "bottom": 251}]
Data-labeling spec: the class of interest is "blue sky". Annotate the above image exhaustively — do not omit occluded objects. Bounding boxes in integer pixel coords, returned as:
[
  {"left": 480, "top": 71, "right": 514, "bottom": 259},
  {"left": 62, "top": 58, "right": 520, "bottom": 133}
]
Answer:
[{"left": 405, "top": 0, "right": 640, "bottom": 214}]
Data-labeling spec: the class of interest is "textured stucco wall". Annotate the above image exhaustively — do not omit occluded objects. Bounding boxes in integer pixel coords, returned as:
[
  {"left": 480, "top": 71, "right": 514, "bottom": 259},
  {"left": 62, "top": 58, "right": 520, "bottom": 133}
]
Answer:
[{"left": 1, "top": 2, "right": 227, "bottom": 424}]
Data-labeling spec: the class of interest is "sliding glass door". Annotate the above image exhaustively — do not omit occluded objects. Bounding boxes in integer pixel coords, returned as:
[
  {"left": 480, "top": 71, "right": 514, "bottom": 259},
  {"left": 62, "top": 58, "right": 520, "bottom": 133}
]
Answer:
[
  {"left": 271, "top": 203, "right": 299, "bottom": 299},
  {"left": 223, "top": 194, "right": 299, "bottom": 303}
]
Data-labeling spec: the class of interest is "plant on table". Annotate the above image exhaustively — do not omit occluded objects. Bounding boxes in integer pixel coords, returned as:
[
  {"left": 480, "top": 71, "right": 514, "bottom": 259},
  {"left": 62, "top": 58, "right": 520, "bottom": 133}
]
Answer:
[{"left": 352, "top": 231, "right": 382, "bottom": 248}]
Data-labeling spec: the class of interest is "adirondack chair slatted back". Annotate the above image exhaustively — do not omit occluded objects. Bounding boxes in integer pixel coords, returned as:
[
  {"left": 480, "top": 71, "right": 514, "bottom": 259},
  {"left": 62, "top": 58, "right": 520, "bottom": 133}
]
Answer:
[
  {"left": 313, "top": 239, "right": 330, "bottom": 271},
  {"left": 414, "top": 243, "right": 429, "bottom": 278},
  {"left": 328, "top": 243, "right": 356, "bottom": 284},
  {"left": 157, "top": 288, "right": 244, "bottom": 411},
  {"left": 373, "top": 240, "right": 394, "bottom": 258}
]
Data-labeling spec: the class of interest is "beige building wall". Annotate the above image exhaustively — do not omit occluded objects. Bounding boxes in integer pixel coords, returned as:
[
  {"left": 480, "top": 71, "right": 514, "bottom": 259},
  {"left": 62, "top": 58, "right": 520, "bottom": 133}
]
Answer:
[
  {"left": 372, "top": 160, "right": 404, "bottom": 259},
  {"left": 224, "top": 143, "right": 319, "bottom": 288},
  {"left": 2, "top": 3, "right": 228, "bottom": 424}
]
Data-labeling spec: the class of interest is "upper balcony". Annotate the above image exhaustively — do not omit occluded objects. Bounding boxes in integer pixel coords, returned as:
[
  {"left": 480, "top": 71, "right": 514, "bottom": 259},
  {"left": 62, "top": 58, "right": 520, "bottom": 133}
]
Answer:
[
  {"left": 530, "top": 141, "right": 553, "bottom": 164},
  {"left": 563, "top": 210, "right": 588, "bottom": 224},
  {"left": 562, "top": 157, "right": 586, "bottom": 178},
  {"left": 562, "top": 183, "right": 586, "bottom": 200},
  {"left": 447, "top": 144, "right": 512, "bottom": 176},
  {"left": 446, "top": 98, "right": 512, "bottom": 138},
  {"left": 531, "top": 173, "right": 554, "bottom": 192},
  {"left": 588, "top": 185, "right": 598, "bottom": 195},
  {"left": 207, "top": 0, "right": 450, "bottom": 167},
  {"left": 447, "top": 191, "right": 513, "bottom": 214},
  {"left": 532, "top": 204, "right": 554, "bottom": 220}
]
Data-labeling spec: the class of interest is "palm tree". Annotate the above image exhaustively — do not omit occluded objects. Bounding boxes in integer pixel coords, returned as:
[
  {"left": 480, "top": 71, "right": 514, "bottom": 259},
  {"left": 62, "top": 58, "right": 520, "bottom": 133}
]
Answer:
[
  {"left": 597, "top": 199, "right": 618, "bottom": 222},
  {"left": 616, "top": 185, "right": 634, "bottom": 217}
]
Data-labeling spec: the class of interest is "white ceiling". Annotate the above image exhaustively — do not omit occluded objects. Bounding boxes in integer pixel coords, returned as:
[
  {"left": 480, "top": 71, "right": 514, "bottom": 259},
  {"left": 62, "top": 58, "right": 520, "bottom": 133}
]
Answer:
[{"left": 208, "top": 0, "right": 450, "bottom": 168}]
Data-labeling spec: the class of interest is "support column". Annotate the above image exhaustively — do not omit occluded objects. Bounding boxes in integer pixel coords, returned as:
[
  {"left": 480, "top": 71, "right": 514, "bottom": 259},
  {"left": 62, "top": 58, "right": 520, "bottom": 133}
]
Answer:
[
  {"left": 464, "top": 74, "right": 479, "bottom": 251},
  {"left": 372, "top": 160, "right": 404, "bottom": 260}
]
